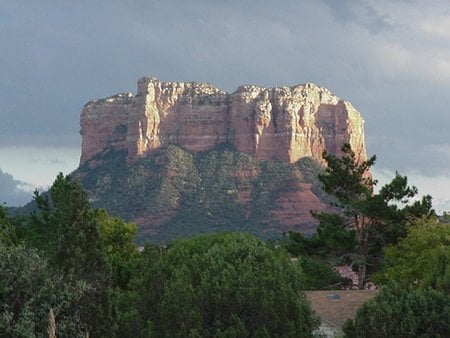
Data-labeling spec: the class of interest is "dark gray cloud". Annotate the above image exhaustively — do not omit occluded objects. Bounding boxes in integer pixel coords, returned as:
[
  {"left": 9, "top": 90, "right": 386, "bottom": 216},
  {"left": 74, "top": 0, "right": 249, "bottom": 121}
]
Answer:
[
  {"left": 321, "top": 0, "right": 395, "bottom": 33},
  {"left": 1, "top": 0, "right": 450, "bottom": 180},
  {"left": 0, "top": 169, "right": 33, "bottom": 207}
]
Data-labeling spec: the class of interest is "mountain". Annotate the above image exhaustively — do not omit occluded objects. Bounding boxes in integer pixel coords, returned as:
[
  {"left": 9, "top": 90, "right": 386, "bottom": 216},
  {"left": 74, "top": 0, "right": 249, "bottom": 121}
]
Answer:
[
  {"left": 80, "top": 77, "right": 367, "bottom": 165},
  {"left": 75, "top": 77, "right": 368, "bottom": 243}
]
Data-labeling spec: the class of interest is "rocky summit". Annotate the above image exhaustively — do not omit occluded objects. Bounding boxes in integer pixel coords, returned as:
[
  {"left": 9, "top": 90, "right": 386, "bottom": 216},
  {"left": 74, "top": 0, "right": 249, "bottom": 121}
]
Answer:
[
  {"left": 76, "top": 77, "right": 368, "bottom": 243},
  {"left": 80, "top": 77, "right": 367, "bottom": 166}
]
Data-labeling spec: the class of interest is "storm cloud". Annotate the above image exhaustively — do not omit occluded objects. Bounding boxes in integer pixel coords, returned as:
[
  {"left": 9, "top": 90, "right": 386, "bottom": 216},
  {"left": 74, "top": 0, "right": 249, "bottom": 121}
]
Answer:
[{"left": 1, "top": 0, "right": 450, "bottom": 209}]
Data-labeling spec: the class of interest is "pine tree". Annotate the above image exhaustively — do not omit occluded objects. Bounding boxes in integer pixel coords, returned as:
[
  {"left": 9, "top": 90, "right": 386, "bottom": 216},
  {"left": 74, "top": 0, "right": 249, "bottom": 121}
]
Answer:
[{"left": 316, "top": 144, "right": 433, "bottom": 289}]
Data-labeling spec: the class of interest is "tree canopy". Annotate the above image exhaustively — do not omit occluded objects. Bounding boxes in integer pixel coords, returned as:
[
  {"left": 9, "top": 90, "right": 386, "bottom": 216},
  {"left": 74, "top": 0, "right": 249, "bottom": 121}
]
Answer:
[
  {"left": 343, "top": 218, "right": 450, "bottom": 337},
  {"left": 374, "top": 218, "right": 450, "bottom": 292},
  {"left": 1, "top": 174, "right": 323, "bottom": 337},
  {"left": 289, "top": 144, "right": 434, "bottom": 289},
  {"left": 0, "top": 244, "right": 93, "bottom": 337},
  {"left": 343, "top": 282, "right": 450, "bottom": 337},
  {"left": 120, "top": 232, "right": 319, "bottom": 337},
  {"left": 0, "top": 152, "right": 443, "bottom": 336},
  {"left": 1, "top": 174, "right": 140, "bottom": 337}
]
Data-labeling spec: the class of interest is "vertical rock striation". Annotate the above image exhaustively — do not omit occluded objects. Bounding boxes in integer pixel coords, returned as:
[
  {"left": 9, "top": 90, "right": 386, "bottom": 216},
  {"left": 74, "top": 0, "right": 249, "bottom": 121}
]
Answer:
[{"left": 80, "top": 77, "right": 367, "bottom": 166}]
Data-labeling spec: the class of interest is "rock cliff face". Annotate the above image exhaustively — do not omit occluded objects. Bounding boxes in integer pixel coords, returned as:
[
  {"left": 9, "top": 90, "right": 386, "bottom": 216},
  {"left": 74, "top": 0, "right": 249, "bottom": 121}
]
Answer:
[
  {"left": 77, "top": 77, "right": 368, "bottom": 242},
  {"left": 80, "top": 77, "right": 367, "bottom": 166}
]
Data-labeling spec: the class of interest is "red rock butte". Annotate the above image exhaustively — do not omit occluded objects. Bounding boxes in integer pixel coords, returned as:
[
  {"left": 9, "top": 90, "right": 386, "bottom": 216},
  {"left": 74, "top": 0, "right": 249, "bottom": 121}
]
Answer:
[{"left": 80, "top": 77, "right": 367, "bottom": 165}]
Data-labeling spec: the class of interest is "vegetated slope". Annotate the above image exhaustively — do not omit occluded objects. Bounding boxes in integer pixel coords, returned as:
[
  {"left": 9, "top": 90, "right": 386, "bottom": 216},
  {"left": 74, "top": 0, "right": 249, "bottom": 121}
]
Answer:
[{"left": 75, "top": 143, "right": 329, "bottom": 243}]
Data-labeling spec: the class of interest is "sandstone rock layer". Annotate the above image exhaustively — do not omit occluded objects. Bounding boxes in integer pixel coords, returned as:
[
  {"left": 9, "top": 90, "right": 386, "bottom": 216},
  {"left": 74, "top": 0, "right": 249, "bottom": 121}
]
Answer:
[{"left": 80, "top": 77, "right": 367, "bottom": 165}]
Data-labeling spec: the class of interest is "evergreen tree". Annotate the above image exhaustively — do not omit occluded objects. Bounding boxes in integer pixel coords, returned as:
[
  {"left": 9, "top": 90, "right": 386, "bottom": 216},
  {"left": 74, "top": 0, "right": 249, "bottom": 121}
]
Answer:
[
  {"left": 0, "top": 205, "right": 16, "bottom": 246},
  {"left": 315, "top": 144, "right": 433, "bottom": 289},
  {"left": 123, "top": 232, "right": 319, "bottom": 337},
  {"left": 0, "top": 244, "right": 93, "bottom": 337},
  {"left": 30, "top": 174, "right": 113, "bottom": 337},
  {"left": 1, "top": 174, "right": 141, "bottom": 337},
  {"left": 31, "top": 174, "right": 108, "bottom": 277},
  {"left": 343, "top": 282, "right": 450, "bottom": 337}
]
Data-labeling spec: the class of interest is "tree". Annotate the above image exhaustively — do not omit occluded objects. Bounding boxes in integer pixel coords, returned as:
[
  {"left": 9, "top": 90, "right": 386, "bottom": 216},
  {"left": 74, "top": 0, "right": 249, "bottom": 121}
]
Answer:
[
  {"left": 124, "top": 232, "right": 319, "bottom": 337},
  {"left": 29, "top": 174, "right": 114, "bottom": 337},
  {"left": 374, "top": 218, "right": 450, "bottom": 292},
  {"left": 298, "top": 256, "right": 343, "bottom": 290},
  {"left": 30, "top": 174, "right": 108, "bottom": 278},
  {"left": 316, "top": 144, "right": 433, "bottom": 289},
  {"left": 343, "top": 218, "right": 450, "bottom": 337},
  {"left": 343, "top": 282, "right": 450, "bottom": 337},
  {"left": 95, "top": 209, "right": 139, "bottom": 289},
  {"left": 285, "top": 213, "right": 357, "bottom": 259},
  {"left": 1, "top": 173, "right": 149, "bottom": 337},
  {"left": 0, "top": 244, "right": 93, "bottom": 337},
  {"left": 0, "top": 205, "right": 16, "bottom": 246}
]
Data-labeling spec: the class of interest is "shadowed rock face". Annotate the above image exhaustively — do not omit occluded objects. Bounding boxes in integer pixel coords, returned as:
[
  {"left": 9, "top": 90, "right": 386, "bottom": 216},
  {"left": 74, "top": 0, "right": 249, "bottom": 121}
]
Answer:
[{"left": 80, "top": 77, "right": 367, "bottom": 166}]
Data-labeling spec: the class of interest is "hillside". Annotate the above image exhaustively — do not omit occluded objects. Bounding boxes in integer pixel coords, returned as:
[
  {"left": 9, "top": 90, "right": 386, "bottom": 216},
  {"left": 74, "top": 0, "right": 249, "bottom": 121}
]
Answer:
[{"left": 75, "top": 144, "right": 330, "bottom": 243}]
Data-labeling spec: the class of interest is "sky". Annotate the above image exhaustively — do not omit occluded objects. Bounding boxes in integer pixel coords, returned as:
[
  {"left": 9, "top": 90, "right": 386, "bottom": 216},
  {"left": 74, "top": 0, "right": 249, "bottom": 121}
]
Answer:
[{"left": 1, "top": 0, "right": 450, "bottom": 211}]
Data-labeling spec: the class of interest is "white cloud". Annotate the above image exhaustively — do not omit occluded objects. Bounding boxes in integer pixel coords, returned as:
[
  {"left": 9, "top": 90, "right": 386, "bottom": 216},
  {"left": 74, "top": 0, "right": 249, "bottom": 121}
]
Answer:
[
  {"left": 323, "top": 1, "right": 450, "bottom": 85},
  {"left": 0, "top": 146, "right": 80, "bottom": 188},
  {"left": 420, "top": 15, "right": 450, "bottom": 40},
  {"left": 0, "top": 169, "right": 34, "bottom": 207},
  {"left": 432, "top": 58, "right": 450, "bottom": 82},
  {"left": 373, "top": 166, "right": 450, "bottom": 214}
]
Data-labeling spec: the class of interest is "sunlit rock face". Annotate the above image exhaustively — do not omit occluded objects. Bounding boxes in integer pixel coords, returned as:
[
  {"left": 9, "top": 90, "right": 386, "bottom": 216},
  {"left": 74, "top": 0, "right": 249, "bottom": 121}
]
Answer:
[
  {"left": 78, "top": 77, "right": 369, "bottom": 241},
  {"left": 80, "top": 77, "right": 367, "bottom": 166}
]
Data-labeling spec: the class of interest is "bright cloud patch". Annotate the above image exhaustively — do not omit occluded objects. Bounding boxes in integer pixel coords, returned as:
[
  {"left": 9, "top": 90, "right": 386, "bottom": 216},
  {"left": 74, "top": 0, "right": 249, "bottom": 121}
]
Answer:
[
  {"left": 0, "top": 146, "right": 80, "bottom": 189},
  {"left": 0, "top": 169, "right": 34, "bottom": 207},
  {"left": 420, "top": 15, "right": 450, "bottom": 40},
  {"left": 372, "top": 166, "right": 450, "bottom": 214}
]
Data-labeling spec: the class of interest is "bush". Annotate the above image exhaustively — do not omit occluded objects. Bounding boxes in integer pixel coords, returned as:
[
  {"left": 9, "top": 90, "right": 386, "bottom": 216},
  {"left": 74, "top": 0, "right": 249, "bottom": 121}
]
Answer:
[
  {"left": 127, "top": 232, "right": 319, "bottom": 337},
  {"left": 343, "top": 282, "right": 450, "bottom": 337}
]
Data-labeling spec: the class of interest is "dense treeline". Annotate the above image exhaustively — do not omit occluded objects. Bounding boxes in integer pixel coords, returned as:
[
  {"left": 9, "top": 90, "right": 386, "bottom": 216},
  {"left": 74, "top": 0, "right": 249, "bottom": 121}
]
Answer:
[
  {"left": 1, "top": 174, "right": 138, "bottom": 337},
  {"left": 1, "top": 144, "right": 449, "bottom": 337},
  {"left": 283, "top": 144, "right": 449, "bottom": 337},
  {"left": 286, "top": 144, "right": 434, "bottom": 289},
  {"left": 0, "top": 174, "right": 322, "bottom": 337},
  {"left": 117, "top": 233, "right": 320, "bottom": 337},
  {"left": 343, "top": 218, "right": 450, "bottom": 337}
]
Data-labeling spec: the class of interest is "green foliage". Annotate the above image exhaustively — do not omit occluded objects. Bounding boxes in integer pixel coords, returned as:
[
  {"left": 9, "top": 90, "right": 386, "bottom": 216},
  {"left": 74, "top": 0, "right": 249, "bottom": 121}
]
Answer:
[
  {"left": 165, "top": 146, "right": 253, "bottom": 239},
  {"left": 298, "top": 256, "right": 342, "bottom": 290},
  {"left": 343, "top": 282, "right": 450, "bottom": 337},
  {"left": 0, "top": 205, "right": 17, "bottom": 246},
  {"left": 0, "top": 244, "right": 93, "bottom": 337},
  {"left": 24, "top": 174, "right": 142, "bottom": 337},
  {"left": 96, "top": 209, "right": 138, "bottom": 289},
  {"left": 286, "top": 213, "right": 357, "bottom": 259},
  {"left": 78, "top": 144, "right": 314, "bottom": 243},
  {"left": 0, "top": 175, "right": 144, "bottom": 337},
  {"left": 313, "top": 144, "right": 433, "bottom": 288},
  {"left": 295, "top": 157, "right": 328, "bottom": 200},
  {"left": 374, "top": 218, "right": 450, "bottom": 292},
  {"left": 319, "top": 143, "right": 376, "bottom": 209},
  {"left": 123, "top": 232, "right": 319, "bottom": 337},
  {"left": 250, "top": 159, "right": 293, "bottom": 221},
  {"left": 31, "top": 174, "right": 109, "bottom": 279},
  {"left": 2, "top": 172, "right": 328, "bottom": 337},
  {"left": 4, "top": 166, "right": 446, "bottom": 336},
  {"left": 284, "top": 220, "right": 349, "bottom": 290}
]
